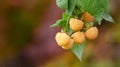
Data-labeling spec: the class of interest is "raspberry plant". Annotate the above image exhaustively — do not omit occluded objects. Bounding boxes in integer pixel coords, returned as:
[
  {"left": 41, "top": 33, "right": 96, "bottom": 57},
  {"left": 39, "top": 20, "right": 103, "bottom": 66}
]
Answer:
[{"left": 51, "top": 0, "right": 114, "bottom": 61}]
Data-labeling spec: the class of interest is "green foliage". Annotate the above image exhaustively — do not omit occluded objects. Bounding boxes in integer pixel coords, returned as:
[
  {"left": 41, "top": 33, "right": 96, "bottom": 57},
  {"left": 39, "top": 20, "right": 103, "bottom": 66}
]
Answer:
[
  {"left": 55, "top": 0, "right": 114, "bottom": 25},
  {"left": 56, "top": 0, "right": 77, "bottom": 15},
  {"left": 67, "top": 0, "right": 77, "bottom": 15},
  {"left": 79, "top": 0, "right": 110, "bottom": 24},
  {"left": 50, "top": 19, "right": 67, "bottom": 27},
  {"left": 56, "top": 0, "right": 68, "bottom": 10},
  {"left": 103, "top": 13, "right": 114, "bottom": 23},
  {"left": 62, "top": 12, "right": 70, "bottom": 19},
  {"left": 51, "top": 0, "right": 114, "bottom": 62},
  {"left": 84, "top": 22, "right": 94, "bottom": 28},
  {"left": 71, "top": 42, "right": 86, "bottom": 61},
  {"left": 50, "top": 12, "right": 71, "bottom": 32}
]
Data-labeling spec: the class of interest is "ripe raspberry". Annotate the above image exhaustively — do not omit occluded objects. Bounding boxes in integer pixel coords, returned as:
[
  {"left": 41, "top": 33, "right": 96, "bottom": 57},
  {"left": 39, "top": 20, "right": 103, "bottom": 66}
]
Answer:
[
  {"left": 61, "top": 39, "right": 74, "bottom": 49},
  {"left": 55, "top": 32, "right": 70, "bottom": 46},
  {"left": 85, "top": 27, "right": 98, "bottom": 40},
  {"left": 71, "top": 31, "right": 85, "bottom": 44},
  {"left": 69, "top": 18, "right": 84, "bottom": 31},
  {"left": 82, "top": 12, "right": 94, "bottom": 22}
]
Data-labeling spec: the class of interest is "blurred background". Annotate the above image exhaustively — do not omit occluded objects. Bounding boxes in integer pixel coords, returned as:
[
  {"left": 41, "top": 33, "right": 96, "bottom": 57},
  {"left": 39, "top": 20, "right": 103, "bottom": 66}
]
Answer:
[{"left": 0, "top": 0, "right": 120, "bottom": 67}]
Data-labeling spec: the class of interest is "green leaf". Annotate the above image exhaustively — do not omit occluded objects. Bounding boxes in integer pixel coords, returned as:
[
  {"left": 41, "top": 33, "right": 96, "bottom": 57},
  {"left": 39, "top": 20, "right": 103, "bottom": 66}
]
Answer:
[
  {"left": 77, "top": 0, "right": 82, "bottom": 7},
  {"left": 62, "top": 16, "right": 70, "bottom": 32},
  {"left": 79, "top": 0, "right": 109, "bottom": 24},
  {"left": 84, "top": 22, "right": 94, "bottom": 28},
  {"left": 56, "top": 0, "right": 68, "bottom": 10},
  {"left": 62, "top": 12, "right": 70, "bottom": 19},
  {"left": 103, "top": 13, "right": 114, "bottom": 23},
  {"left": 68, "top": 29, "right": 73, "bottom": 35},
  {"left": 67, "top": 0, "right": 77, "bottom": 15},
  {"left": 94, "top": 14, "right": 103, "bottom": 25},
  {"left": 50, "top": 19, "right": 66, "bottom": 27},
  {"left": 71, "top": 42, "right": 86, "bottom": 61}
]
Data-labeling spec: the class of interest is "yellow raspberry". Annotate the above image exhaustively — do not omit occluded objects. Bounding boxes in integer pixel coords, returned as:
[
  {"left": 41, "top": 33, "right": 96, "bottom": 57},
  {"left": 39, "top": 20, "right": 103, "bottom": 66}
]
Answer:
[
  {"left": 61, "top": 39, "right": 74, "bottom": 49},
  {"left": 85, "top": 27, "right": 98, "bottom": 40},
  {"left": 71, "top": 31, "right": 85, "bottom": 44},
  {"left": 82, "top": 12, "right": 94, "bottom": 23},
  {"left": 69, "top": 18, "right": 84, "bottom": 31},
  {"left": 55, "top": 32, "right": 70, "bottom": 46}
]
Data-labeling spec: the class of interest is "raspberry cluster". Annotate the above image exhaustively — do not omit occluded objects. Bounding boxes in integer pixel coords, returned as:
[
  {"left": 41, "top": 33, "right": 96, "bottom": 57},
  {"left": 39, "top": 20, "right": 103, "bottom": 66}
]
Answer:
[{"left": 55, "top": 12, "right": 98, "bottom": 49}]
